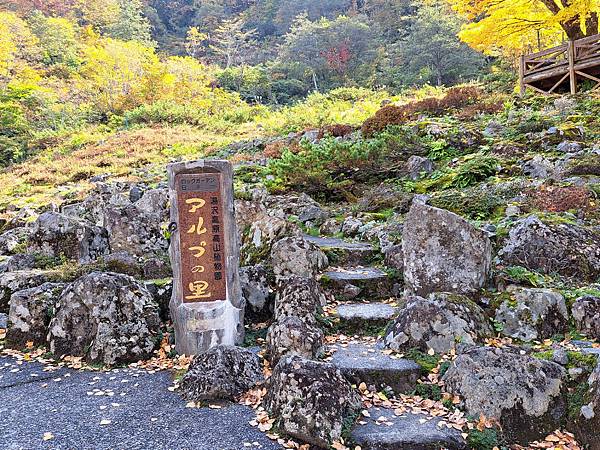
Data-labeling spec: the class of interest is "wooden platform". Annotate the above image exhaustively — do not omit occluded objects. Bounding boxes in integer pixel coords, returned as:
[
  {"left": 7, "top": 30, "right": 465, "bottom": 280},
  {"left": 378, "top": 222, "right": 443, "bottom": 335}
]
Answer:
[{"left": 520, "top": 34, "right": 600, "bottom": 95}]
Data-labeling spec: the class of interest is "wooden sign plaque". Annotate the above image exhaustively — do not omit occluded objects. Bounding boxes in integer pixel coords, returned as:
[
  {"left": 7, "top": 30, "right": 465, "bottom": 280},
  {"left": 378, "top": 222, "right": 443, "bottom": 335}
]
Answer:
[{"left": 175, "top": 172, "right": 227, "bottom": 303}]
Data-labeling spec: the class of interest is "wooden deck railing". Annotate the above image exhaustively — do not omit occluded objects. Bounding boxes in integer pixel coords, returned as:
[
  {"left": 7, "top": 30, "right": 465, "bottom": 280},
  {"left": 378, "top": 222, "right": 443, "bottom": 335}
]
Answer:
[{"left": 520, "top": 33, "right": 600, "bottom": 95}]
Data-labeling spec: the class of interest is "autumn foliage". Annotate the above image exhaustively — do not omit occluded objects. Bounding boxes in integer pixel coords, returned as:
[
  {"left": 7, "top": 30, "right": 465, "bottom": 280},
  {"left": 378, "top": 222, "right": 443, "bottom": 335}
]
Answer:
[{"left": 361, "top": 86, "right": 484, "bottom": 137}]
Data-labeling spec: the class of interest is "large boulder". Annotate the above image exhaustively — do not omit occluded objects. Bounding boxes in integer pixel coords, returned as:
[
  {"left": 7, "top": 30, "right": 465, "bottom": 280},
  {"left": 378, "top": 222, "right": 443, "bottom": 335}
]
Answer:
[
  {"left": 572, "top": 296, "right": 600, "bottom": 340},
  {"left": 180, "top": 345, "right": 264, "bottom": 402},
  {"left": 264, "top": 356, "right": 362, "bottom": 448},
  {"left": 266, "top": 316, "right": 324, "bottom": 364},
  {"left": 271, "top": 237, "right": 328, "bottom": 279},
  {"left": 0, "top": 227, "right": 29, "bottom": 255},
  {"left": 265, "top": 193, "right": 329, "bottom": 224},
  {"left": 29, "top": 212, "right": 109, "bottom": 263},
  {"left": 0, "top": 270, "right": 53, "bottom": 313},
  {"left": 498, "top": 215, "right": 600, "bottom": 280},
  {"left": 236, "top": 200, "right": 301, "bottom": 266},
  {"left": 48, "top": 272, "right": 161, "bottom": 365},
  {"left": 443, "top": 345, "right": 567, "bottom": 444},
  {"left": 240, "top": 264, "right": 273, "bottom": 317},
  {"left": 402, "top": 202, "right": 492, "bottom": 297},
  {"left": 6, "top": 283, "right": 66, "bottom": 347},
  {"left": 274, "top": 277, "right": 327, "bottom": 324},
  {"left": 572, "top": 361, "right": 600, "bottom": 449},
  {"left": 103, "top": 204, "right": 168, "bottom": 257},
  {"left": 134, "top": 188, "right": 168, "bottom": 217},
  {"left": 384, "top": 293, "right": 492, "bottom": 354},
  {"left": 494, "top": 287, "right": 568, "bottom": 341}
]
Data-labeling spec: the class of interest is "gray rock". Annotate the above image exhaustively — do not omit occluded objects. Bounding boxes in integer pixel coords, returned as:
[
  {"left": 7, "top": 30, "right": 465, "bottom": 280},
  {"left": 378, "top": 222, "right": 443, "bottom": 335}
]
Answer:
[
  {"left": 48, "top": 272, "right": 161, "bottom": 365},
  {"left": 341, "top": 217, "right": 363, "bottom": 237},
  {"left": 266, "top": 316, "right": 324, "bottom": 364},
  {"left": 522, "top": 155, "right": 555, "bottom": 178},
  {"left": 0, "top": 227, "right": 29, "bottom": 255},
  {"left": 498, "top": 215, "right": 600, "bottom": 280},
  {"left": 143, "top": 279, "right": 173, "bottom": 322},
  {"left": 323, "top": 267, "right": 393, "bottom": 301},
  {"left": 303, "top": 235, "right": 375, "bottom": 266},
  {"left": 271, "top": 237, "right": 328, "bottom": 279},
  {"left": 351, "top": 407, "right": 467, "bottom": 450},
  {"left": 357, "top": 183, "right": 413, "bottom": 212},
  {"left": 557, "top": 140, "right": 582, "bottom": 153},
  {"left": 571, "top": 361, "right": 600, "bottom": 448},
  {"left": 336, "top": 303, "right": 397, "bottom": 329},
  {"left": 384, "top": 243, "right": 403, "bottom": 272},
  {"left": 30, "top": 212, "right": 109, "bottom": 263},
  {"left": 0, "top": 312, "right": 7, "bottom": 329},
  {"left": 141, "top": 256, "right": 172, "bottom": 279},
  {"left": 484, "top": 120, "right": 505, "bottom": 137},
  {"left": 330, "top": 343, "right": 420, "bottom": 394},
  {"left": 274, "top": 277, "right": 327, "bottom": 324},
  {"left": 265, "top": 193, "right": 328, "bottom": 224},
  {"left": 264, "top": 356, "right": 362, "bottom": 448},
  {"left": 180, "top": 345, "right": 264, "bottom": 402},
  {"left": 319, "top": 218, "right": 341, "bottom": 235},
  {"left": 552, "top": 348, "right": 569, "bottom": 365},
  {"left": 0, "top": 254, "right": 36, "bottom": 273},
  {"left": 134, "top": 188, "right": 168, "bottom": 216},
  {"left": 494, "top": 287, "right": 568, "bottom": 341},
  {"left": 0, "top": 270, "right": 53, "bottom": 313},
  {"left": 3, "top": 207, "right": 37, "bottom": 230},
  {"left": 103, "top": 251, "right": 141, "bottom": 277},
  {"left": 573, "top": 296, "right": 600, "bottom": 339},
  {"left": 6, "top": 283, "right": 66, "bottom": 348},
  {"left": 406, "top": 155, "right": 434, "bottom": 180},
  {"left": 240, "top": 265, "right": 273, "bottom": 316},
  {"left": 403, "top": 202, "right": 492, "bottom": 297},
  {"left": 442, "top": 345, "right": 566, "bottom": 444},
  {"left": 241, "top": 209, "right": 302, "bottom": 265},
  {"left": 384, "top": 293, "right": 492, "bottom": 354},
  {"left": 104, "top": 204, "right": 168, "bottom": 257}
]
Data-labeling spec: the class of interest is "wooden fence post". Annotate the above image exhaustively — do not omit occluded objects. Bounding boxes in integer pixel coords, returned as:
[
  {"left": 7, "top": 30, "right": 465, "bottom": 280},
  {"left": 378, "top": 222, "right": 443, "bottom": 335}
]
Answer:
[
  {"left": 568, "top": 40, "right": 577, "bottom": 94},
  {"left": 519, "top": 55, "right": 526, "bottom": 96}
]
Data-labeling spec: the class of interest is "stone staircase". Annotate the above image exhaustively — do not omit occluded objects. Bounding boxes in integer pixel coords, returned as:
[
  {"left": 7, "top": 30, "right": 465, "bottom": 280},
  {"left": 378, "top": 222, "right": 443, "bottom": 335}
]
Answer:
[
  {"left": 304, "top": 234, "right": 400, "bottom": 331},
  {"left": 304, "top": 236, "right": 469, "bottom": 448}
]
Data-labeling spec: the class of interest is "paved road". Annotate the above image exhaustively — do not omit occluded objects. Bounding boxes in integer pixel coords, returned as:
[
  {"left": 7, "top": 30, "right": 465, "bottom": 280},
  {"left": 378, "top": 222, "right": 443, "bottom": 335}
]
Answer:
[{"left": 0, "top": 357, "right": 282, "bottom": 450}]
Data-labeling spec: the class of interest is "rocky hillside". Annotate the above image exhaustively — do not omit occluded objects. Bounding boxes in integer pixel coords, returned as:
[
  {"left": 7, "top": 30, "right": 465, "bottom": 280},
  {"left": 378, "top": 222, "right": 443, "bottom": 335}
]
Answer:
[{"left": 2, "top": 87, "right": 600, "bottom": 449}]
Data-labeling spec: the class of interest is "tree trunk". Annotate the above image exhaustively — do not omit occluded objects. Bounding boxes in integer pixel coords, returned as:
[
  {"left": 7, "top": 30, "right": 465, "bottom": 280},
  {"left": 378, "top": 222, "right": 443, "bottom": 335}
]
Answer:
[
  {"left": 538, "top": 0, "right": 597, "bottom": 40},
  {"left": 587, "top": 12, "right": 599, "bottom": 36}
]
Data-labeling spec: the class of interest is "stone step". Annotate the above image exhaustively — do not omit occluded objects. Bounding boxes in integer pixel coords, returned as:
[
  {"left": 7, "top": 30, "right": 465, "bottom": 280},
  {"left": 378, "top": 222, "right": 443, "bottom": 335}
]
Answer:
[
  {"left": 321, "top": 266, "right": 396, "bottom": 300},
  {"left": 303, "top": 235, "right": 376, "bottom": 266},
  {"left": 333, "top": 302, "right": 397, "bottom": 333},
  {"left": 328, "top": 343, "right": 420, "bottom": 394},
  {"left": 351, "top": 407, "right": 467, "bottom": 450}
]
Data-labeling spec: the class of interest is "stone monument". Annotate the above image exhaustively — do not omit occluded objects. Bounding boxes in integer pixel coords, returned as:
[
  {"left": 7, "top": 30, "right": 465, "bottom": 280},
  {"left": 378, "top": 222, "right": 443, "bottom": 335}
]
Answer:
[{"left": 167, "top": 159, "right": 244, "bottom": 355}]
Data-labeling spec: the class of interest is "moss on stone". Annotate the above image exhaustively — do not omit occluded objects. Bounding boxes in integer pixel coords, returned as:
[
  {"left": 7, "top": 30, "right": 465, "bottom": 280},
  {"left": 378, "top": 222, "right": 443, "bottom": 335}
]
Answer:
[{"left": 405, "top": 348, "right": 441, "bottom": 373}]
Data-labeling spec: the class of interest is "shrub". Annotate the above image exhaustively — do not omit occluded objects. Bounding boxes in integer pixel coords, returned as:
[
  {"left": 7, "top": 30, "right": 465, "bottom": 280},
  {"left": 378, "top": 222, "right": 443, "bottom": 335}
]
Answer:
[
  {"left": 429, "top": 183, "right": 518, "bottom": 220},
  {"left": 451, "top": 154, "right": 498, "bottom": 188},
  {"left": 525, "top": 185, "right": 593, "bottom": 213},
  {"left": 266, "top": 127, "right": 422, "bottom": 197},
  {"left": 317, "top": 124, "right": 355, "bottom": 139},
  {"left": 361, "top": 86, "right": 484, "bottom": 137},
  {"left": 361, "top": 105, "right": 411, "bottom": 137}
]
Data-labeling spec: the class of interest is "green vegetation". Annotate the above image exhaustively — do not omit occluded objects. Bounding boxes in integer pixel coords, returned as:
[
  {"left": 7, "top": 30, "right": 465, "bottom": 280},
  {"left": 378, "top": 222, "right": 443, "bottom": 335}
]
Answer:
[
  {"left": 467, "top": 428, "right": 501, "bottom": 450},
  {"left": 405, "top": 348, "right": 441, "bottom": 373}
]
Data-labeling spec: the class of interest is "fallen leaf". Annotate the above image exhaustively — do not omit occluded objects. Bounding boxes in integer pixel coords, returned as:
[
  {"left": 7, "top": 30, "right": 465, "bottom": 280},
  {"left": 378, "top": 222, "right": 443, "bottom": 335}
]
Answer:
[{"left": 42, "top": 432, "right": 54, "bottom": 441}]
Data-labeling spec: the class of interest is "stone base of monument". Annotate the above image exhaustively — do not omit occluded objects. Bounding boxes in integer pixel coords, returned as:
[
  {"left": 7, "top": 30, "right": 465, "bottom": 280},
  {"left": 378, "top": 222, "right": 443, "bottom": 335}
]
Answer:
[{"left": 168, "top": 160, "right": 244, "bottom": 355}]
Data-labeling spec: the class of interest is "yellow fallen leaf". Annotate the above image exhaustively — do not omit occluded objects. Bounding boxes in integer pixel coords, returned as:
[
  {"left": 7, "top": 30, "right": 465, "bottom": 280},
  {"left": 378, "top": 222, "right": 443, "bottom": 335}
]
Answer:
[
  {"left": 42, "top": 432, "right": 54, "bottom": 441},
  {"left": 427, "top": 348, "right": 435, "bottom": 356},
  {"left": 99, "top": 419, "right": 111, "bottom": 425}
]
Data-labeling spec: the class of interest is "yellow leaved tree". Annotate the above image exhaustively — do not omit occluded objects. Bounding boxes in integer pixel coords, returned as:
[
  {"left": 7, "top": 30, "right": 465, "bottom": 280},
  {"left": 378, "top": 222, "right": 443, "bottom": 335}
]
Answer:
[{"left": 445, "top": 0, "right": 600, "bottom": 56}]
